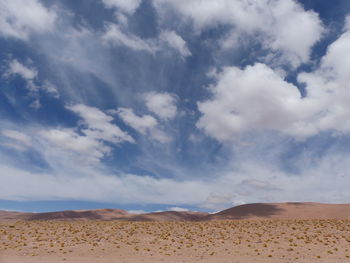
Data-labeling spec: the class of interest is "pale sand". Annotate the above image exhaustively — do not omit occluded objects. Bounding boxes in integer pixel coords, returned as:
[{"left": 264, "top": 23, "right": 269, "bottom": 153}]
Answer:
[{"left": 1, "top": 220, "right": 350, "bottom": 263}]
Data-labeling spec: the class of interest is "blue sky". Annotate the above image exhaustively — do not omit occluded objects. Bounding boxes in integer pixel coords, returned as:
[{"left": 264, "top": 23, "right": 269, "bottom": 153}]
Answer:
[{"left": 1, "top": 0, "right": 350, "bottom": 213}]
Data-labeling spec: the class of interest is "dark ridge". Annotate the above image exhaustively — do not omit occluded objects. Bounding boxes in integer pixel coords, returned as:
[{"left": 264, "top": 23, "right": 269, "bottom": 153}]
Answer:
[{"left": 211, "top": 203, "right": 285, "bottom": 219}]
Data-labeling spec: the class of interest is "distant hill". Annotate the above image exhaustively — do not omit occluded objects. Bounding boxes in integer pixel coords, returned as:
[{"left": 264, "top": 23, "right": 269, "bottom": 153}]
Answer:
[
  {"left": 208, "top": 202, "right": 350, "bottom": 220},
  {"left": 0, "top": 208, "right": 209, "bottom": 221},
  {"left": 2, "top": 202, "right": 350, "bottom": 221}
]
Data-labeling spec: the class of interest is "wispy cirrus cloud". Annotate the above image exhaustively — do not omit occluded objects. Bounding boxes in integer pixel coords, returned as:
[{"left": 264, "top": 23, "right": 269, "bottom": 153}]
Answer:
[{"left": 3, "top": 59, "right": 59, "bottom": 109}]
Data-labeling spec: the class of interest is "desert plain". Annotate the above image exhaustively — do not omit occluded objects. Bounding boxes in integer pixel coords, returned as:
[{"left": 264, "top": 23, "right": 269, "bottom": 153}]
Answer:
[{"left": 1, "top": 202, "right": 350, "bottom": 263}]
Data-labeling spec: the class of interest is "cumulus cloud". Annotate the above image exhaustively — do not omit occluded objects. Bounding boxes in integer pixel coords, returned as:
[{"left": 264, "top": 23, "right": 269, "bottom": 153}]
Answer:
[
  {"left": 144, "top": 92, "right": 177, "bottom": 120},
  {"left": 197, "top": 63, "right": 311, "bottom": 140},
  {"left": 0, "top": 0, "right": 56, "bottom": 40},
  {"left": 197, "top": 20, "right": 350, "bottom": 142},
  {"left": 67, "top": 104, "right": 134, "bottom": 144},
  {"left": 39, "top": 104, "right": 134, "bottom": 164},
  {"left": 117, "top": 108, "right": 158, "bottom": 133},
  {"left": 154, "top": 0, "right": 324, "bottom": 67},
  {"left": 40, "top": 128, "right": 111, "bottom": 164},
  {"left": 296, "top": 19, "right": 350, "bottom": 133},
  {"left": 101, "top": 0, "right": 142, "bottom": 14},
  {"left": 160, "top": 30, "right": 191, "bottom": 58},
  {"left": 116, "top": 107, "right": 171, "bottom": 143},
  {"left": 2, "top": 0, "right": 350, "bottom": 211},
  {"left": 6, "top": 59, "right": 38, "bottom": 80}
]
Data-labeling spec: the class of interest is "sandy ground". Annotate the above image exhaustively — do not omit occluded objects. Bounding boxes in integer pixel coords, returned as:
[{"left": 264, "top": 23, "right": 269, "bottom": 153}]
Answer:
[{"left": 1, "top": 220, "right": 350, "bottom": 263}]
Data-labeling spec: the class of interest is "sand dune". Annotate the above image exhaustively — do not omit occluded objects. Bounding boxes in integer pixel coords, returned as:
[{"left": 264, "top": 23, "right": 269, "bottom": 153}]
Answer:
[{"left": 2, "top": 202, "right": 350, "bottom": 222}]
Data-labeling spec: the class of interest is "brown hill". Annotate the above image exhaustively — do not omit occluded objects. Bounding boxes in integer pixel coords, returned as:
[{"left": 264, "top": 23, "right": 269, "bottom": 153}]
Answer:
[
  {"left": 209, "top": 202, "right": 350, "bottom": 220},
  {"left": 26, "top": 208, "right": 131, "bottom": 221},
  {"left": 0, "top": 209, "right": 131, "bottom": 221},
  {"left": 2, "top": 202, "right": 350, "bottom": 221},
  {"left": 0, "top": 211, "right": 32, "bottom": 221},
  {"left": 0, "top": 208, "right": 209, "bottom": 221}
]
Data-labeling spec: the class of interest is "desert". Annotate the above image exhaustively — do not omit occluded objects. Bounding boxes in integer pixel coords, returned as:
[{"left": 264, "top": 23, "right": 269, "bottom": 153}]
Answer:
[
  {"left": 2, "top": 0, "right": 350, "bottom": 262},
  {"left": 1, "top": 202, "right": 350, "bottom": 263}
]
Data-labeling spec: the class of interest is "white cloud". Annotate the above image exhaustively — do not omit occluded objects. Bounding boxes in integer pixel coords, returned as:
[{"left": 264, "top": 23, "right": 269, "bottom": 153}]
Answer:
[
  {"left": 40, "top": 128, "right": 110, "bottom": 164},
  {"left": 117, "top": 107, "right": 171, "bottom": 143},
  {"left": 117, "top": 107, "right": 158, "bottom": 134},
  {"left": 197, "top": 21, "right": 350, "bottom": 143},
  {"left": 154, "top": 0, "right": 324, "bottom": 67},
  {"left": 41, "top": 80, "right": 59, "bottom": 98},
  {"left": 1, "top": 127, "right": 350, "bottom": 210},
  {"left": 1, "top": 0, "right": 350, "bottom": 212},
  {"left": 6, "top": 60, "right": 38, "bottom": 80},
  {"left": 167, "top": 206, "right": 189, "bottom": 212},
  {"left": 160, "top": 30, "right": 191, "bottom": 58},
  {"left": 102, "top": 24, "right": 192, "bottom": 57},
  {"left": 67, "top": 104, "right": 134, "bottom": 144},
  {"left": 297, "top": 19, "right": 350, "bottom": 135},
  {"left": 102, "top": 24, "right": 155, "bottom": 52},
  {"left": 144, "top": 92, "right": 177, "bottom": 120},
  {"left": 4, "top": 60, "right": 59, "bottom": 106},
  {"left": 2, "top": 129, "right": 32, "bottom": 147},
  {"left": 0, "top": 163, "right": 212, "bottom": 204},
  {"left": 39, "top": 104, "right": 134, "bottom": 164},
  {"left": 101, "top": 0, "right": 142, "bottom": 14},
  {"left": 197, "top": 63, "right": 314, "bottom": 140},
  {"left": 0, "top": 0, "right": 56, "bottom": 40}
]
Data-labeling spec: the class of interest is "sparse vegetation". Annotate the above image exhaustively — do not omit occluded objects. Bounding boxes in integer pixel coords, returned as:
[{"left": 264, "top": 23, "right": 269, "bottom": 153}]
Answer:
[{"left": 1, "top": 219, "right": 350, "bottom": 262}]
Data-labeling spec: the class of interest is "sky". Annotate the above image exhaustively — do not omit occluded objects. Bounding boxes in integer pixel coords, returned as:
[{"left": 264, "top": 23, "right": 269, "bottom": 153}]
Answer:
[{"left": 1, "top": 0, "right": 350, "bottom": 213}]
